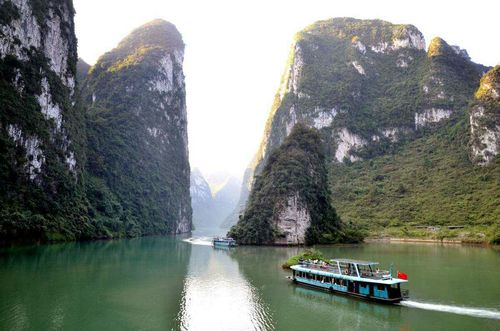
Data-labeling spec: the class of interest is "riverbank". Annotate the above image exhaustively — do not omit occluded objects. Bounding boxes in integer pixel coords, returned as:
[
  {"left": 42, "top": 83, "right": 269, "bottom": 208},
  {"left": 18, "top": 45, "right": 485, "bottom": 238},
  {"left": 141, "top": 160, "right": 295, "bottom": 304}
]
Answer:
[
  {"left": 365, "top": 224, "right": 499, "bottom": 245},
  {"left": 365, "top": 237, "right": 473, "bottom": 245}
]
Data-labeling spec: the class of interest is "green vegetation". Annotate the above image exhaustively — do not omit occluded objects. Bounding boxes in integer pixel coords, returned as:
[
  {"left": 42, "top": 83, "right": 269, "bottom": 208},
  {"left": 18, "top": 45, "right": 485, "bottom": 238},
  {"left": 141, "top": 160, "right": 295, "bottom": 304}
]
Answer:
[
  {"left": 237, "top": 18, "right": 497, "bottom": 244},
  {"left": 0, "top": 1, "right": 19, "bottom": 26},
  {"left": 329, "top": 117, "right": 499, "bottom": 242},
  {"left": 282, "top": 249, "right": 326, "bottom": 269},
  {"left": 0, "top": 7, "right": 191, "bottom": 245},
  {"left": 228, "top": 124, "right": 362, "bottom": 245},
  {"left": 0, "top": 1, "right": 88, "bottom": 244},
  {"left": 475, "top": 66, "right": 500, "bottom": 101},
  {"left": 82, "top": 19, "right": 191, "bottom": 237}
]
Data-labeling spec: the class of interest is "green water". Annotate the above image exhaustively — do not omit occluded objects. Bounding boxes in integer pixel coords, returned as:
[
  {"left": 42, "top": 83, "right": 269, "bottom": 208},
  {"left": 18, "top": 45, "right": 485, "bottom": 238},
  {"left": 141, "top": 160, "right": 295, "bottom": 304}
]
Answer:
[{"left": 1, "top": 236, "right": 499, "bottom": 330}]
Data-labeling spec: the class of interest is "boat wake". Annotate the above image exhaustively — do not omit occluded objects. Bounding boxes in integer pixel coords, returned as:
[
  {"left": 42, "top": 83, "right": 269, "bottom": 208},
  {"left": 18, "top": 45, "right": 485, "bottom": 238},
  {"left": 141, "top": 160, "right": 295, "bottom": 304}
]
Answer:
[
  {"left": 182, "top": 237, "right": 213, "bottom": 246},
  {"left": 400, "top": 300, "right": 500, "bottom": 320}
]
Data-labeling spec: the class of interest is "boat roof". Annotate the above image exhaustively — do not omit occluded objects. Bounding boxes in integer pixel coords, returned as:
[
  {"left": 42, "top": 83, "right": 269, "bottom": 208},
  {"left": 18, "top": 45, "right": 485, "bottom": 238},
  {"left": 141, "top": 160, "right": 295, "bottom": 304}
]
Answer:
[
  {"left": 290, "top": 264, "right": 407, "bottom": 285},
  {"left": 331, "top": 258, "right": 379, "bottom": 266}
]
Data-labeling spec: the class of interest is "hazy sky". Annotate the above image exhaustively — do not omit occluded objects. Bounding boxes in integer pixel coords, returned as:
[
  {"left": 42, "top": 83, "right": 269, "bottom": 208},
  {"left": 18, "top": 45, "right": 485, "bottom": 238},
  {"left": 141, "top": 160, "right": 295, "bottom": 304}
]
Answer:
[{"left": 74, "top": 0, "right": 499, "bottom": 178}]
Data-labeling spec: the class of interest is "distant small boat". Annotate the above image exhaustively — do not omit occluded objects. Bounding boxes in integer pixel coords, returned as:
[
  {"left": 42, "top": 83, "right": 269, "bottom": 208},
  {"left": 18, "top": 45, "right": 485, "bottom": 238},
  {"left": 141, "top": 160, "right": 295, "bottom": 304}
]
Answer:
[
  {"left": 289, "top": 258, "right": 409, "bottom": 303},
  {"left": 212, "top": 237, "right": 237, "bottom": 247}
]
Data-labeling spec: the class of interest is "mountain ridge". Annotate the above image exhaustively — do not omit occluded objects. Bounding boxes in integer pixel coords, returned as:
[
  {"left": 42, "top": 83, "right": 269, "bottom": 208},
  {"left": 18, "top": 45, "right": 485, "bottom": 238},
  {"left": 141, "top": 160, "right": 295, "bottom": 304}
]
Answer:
[
  {"left": 0, "top": 8, "right": 192, "bottom": 243},
  {"left": 83, "top": 18, "right": 192, "bottom": 236},
  {"left": 228, "top": 17, "right": 498, "bottom": 241},
  {"left": 228, "top": 123, "right": 361, "bottom": 245}
]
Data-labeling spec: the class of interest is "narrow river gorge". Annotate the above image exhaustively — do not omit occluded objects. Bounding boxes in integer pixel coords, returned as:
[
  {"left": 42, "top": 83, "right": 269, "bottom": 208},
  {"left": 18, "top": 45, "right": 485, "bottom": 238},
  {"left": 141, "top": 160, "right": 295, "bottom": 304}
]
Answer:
[{"left": 1, "top": 235, "right": 499, "bottom": 330}]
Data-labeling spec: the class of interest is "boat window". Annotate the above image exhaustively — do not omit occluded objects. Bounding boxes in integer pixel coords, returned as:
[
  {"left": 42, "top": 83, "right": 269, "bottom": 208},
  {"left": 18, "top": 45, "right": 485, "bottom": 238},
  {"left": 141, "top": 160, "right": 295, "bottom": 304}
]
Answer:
[
  {"left": 358, "top": 265, "right": 372, "bottom": 277},
  {"left": 338, "top": 262, "right": 350, "bottom": 275},
  {"left": 377, "top": 285, "right": 385, "bottom": 291}
]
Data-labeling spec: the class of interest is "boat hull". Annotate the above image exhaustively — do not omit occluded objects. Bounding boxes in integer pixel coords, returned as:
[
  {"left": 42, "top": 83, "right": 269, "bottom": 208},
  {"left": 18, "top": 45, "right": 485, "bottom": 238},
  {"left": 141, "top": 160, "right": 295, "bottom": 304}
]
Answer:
[
  {"left": 292, "top": 278, "right": 403, "bottom": 304},
  {"left": 213, "top": 241, "right": 236, "bottom": 247}
]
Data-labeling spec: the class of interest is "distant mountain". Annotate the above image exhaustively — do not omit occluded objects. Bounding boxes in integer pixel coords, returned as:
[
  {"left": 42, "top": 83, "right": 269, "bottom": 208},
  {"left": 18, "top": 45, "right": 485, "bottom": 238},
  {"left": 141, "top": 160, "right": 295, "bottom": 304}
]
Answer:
[
  {"left": 213, "top": 176, "right": 241, "bottom": 211},
  {"left": 190, "top": 169, "right": 241, "bottom": 230},
  {"left": 190, "top": 168, "right": 215, "bottom": 228},
  {"left": 76, "top": 58, "right": 90, "bottom": 84},
  {"left": 230, "top": 18, "right": 498, "bottom": 241}
]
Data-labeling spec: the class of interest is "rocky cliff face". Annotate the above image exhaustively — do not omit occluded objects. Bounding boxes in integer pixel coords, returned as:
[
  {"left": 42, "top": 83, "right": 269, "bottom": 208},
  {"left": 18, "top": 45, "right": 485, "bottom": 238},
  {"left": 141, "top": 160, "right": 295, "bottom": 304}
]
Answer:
[
  {"left": 1, "top": 0, "right": 78, "bottom": 177},
  {"left": 1, "top": 6, "right": 192, "bottom": 242},
  {"left": 83, "top": 19, "right": 191, "bottom": 235},
  {"left": 0, "top": 0, "right": 87, "bottom": 241},
  {"left": 228, "top": 124, "right": 354, "bottom": 245},
  {"left": 469, "top": 66, "right": 499, "bottom": 165},
  {"left": 230, "top": 18, "right": 489, "bottom": 227}
]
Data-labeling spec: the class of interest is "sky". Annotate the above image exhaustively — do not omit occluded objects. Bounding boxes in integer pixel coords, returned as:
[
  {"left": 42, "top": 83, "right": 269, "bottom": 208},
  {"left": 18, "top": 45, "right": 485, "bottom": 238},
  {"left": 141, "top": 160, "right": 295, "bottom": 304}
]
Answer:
[{"left": 74, "top": 0, "right": 499, "bottom": 179}]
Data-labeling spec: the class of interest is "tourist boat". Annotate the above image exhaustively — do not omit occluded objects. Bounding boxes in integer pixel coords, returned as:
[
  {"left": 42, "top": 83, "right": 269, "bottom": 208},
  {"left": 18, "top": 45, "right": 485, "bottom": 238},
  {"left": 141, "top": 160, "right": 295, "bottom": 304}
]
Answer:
[
  {"left": 289, "top": 258, "right": 409, "bottom": 303},
  {"left": 212, "top": 237, "right": 237, "bottom": 247}
]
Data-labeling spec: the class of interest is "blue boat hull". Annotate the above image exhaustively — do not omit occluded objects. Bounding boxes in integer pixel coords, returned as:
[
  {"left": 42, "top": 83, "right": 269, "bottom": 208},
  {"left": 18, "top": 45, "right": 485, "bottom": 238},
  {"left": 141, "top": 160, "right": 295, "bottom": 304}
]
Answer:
[
  {"left": 292, "top": 277, "right": 403, "bottom": 304},
  {"left": 213, "top": 241, "right": 236, "bottom": 247}
]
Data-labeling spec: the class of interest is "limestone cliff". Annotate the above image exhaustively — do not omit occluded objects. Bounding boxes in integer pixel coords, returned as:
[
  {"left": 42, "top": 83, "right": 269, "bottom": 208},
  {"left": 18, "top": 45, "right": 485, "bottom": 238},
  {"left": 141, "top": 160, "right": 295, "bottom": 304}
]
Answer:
[
  {"left": 1, "top": 11, "right": 192, "bottom": 242},
  {"left": 469, "top": 66, "right": 499, "bottom": 165},
  {"left": 0, "top": 0, "right": 86, "bottom": 242},
  {"left": 83, "top": 19, "right": 191, "bottom": 235},
  {"left": 229, "top": 17, "right": 489, "bottom": 228},
  {"left": 228, "top": 124, "right": 357, "bottom": 245}
]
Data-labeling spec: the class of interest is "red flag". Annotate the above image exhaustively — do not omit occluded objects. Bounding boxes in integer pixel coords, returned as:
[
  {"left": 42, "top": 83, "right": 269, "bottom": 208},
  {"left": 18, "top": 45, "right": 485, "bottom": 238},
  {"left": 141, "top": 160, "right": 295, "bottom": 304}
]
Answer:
[{"left": 397, "top": 271, "right": 408, "bottom": 280}]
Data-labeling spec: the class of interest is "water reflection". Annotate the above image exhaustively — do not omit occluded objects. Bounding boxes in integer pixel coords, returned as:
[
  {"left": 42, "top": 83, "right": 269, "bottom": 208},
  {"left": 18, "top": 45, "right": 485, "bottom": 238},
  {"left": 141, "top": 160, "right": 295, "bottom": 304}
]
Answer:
[
  {"left": 2, "top": 238, "right": 499, "bottom": 330},
  {"left": 0, "top": 236, "right": 191, "bottom": 330},
  {"left": 291, "top": 286, "right": 402, "bottom": 326},
  {"left": 176, "top": 242, "right": 273, "bottom": 330}
]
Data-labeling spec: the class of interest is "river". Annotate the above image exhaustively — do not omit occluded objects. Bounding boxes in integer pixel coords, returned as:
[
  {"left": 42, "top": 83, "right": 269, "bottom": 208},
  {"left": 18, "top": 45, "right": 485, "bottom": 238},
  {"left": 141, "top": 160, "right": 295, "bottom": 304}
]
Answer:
[{"left": 1, "top": 234, "right": 499, "bottom": 330}]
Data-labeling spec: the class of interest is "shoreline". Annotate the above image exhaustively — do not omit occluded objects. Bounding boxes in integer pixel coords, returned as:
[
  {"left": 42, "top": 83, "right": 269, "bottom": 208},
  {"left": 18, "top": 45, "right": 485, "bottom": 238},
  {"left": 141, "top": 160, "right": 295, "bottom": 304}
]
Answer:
[{"left": 364, "top": 237, "right": 488, "bottom": 246}]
